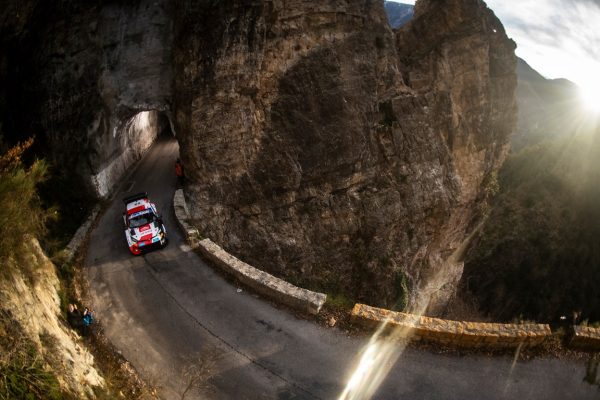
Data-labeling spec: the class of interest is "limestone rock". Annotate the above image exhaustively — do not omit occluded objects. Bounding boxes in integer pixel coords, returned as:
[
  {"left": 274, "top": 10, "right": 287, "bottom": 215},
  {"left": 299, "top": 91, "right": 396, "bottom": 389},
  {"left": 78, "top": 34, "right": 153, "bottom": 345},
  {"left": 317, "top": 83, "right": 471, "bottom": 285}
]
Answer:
[
  {"left": 173, "top": 0, "right": 517, "bottom": 314},
  {"left": 0, "top": 0, "right": 173, "bottom": 197},
  {"left": 0, "top": 0, "right": 517, "bottom": 315},
  {"left": 0, "top": 239, "right": 104, "bottom": 397}
]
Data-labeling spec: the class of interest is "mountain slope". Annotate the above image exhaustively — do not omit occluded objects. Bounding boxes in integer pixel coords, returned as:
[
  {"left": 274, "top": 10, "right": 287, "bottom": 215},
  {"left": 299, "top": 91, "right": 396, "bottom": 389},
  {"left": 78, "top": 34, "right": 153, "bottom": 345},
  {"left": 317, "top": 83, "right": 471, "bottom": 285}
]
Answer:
[
  {"left": 459, "top": 60, "right": 600, "bottom": 323},
  {"left": 382, "top": 3, "right": 583, "bottom": 151},
  {"left": 384, "top": 1, "right": 414, "bottom": 29},
  {"left": 513, "top": 57, "right": 581, "bottom": 150}
]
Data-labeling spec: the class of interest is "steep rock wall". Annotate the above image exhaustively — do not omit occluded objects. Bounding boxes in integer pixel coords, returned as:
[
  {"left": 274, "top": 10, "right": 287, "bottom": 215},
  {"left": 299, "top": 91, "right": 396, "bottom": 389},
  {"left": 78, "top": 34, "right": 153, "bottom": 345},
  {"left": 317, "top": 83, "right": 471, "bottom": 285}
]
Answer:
[
  {"left": 173, "top": 0, "right": 516, "bottom": 313},
  {"left": 0, "top": 239, "right": 104, "bottom": 397},
  {"left": 394, "top": 0, "right": 517, "bottom": 312},
  {"left": 0, "top": 0, "right": 173, "bottom": 197},
  {"left": 1, "top": 0, "right": 516, "bottom": 314}
]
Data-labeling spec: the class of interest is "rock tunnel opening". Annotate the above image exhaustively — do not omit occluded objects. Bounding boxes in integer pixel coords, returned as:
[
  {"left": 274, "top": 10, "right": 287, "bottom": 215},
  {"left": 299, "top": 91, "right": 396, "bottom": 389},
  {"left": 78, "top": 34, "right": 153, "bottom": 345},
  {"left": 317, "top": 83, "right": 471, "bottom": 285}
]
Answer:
[
  {"left": 91, "top": 109, "right": 175, "bottom": 198},
  {"left": 124, "top": 110, "right": 174, "bottom": 142}
]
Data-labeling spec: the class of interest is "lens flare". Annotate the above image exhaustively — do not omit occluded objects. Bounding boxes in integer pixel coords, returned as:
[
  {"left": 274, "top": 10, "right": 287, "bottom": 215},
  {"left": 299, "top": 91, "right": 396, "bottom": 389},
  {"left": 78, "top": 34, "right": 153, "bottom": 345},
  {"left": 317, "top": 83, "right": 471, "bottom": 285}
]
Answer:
[
  {"left": 338, "top": 321, "right": 408, "bottom": 400},
  {"left": 338, "top": 228, "right": 518, "bottom": 399},
  {"left": 345, "top": 343, "right": 378, "bottom": 392},
  {"left": 338, "top": 314, "right": 423, "bottom": 400}
]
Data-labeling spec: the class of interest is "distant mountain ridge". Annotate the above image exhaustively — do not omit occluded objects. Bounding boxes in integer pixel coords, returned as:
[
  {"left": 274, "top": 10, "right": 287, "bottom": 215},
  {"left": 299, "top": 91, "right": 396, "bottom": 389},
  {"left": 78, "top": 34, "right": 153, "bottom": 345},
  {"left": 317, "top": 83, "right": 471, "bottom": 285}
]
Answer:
[
  {"left": 462, "top": 60, "right": 599, "bottom": 323},
  {"left": 383, "top": 3, "right": 580, "bottom": 150},
  {"left": 384, "top": 1, "right": 414, "bottom": 29},
  {"left": 514, "top": 57, "right": 579, "bottom": 149},
  {"left": 383, "top": 2, "right": 600, "bottom": 323}
]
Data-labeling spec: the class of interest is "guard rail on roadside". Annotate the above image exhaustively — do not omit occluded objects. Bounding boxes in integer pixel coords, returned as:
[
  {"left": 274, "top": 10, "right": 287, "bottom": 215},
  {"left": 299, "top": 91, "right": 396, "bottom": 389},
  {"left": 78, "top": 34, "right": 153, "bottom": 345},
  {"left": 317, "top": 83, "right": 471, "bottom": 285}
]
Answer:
[
  {"left": 173, "top": 189, "right": 326, "bottom": 315},
  {"left": 352, "top": 303, "right": 552, "bottom": 349},
  {"left": 569, "top": 326, "right": 600, "bottom": 350}
]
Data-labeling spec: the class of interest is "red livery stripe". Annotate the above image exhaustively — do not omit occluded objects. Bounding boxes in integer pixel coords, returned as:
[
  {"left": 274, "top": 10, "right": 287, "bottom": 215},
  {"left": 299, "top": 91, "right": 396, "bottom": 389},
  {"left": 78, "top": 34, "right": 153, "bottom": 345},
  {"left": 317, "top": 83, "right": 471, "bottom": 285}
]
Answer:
[{"left": 127, "top": 205, "right": 146, "bottom": 215}]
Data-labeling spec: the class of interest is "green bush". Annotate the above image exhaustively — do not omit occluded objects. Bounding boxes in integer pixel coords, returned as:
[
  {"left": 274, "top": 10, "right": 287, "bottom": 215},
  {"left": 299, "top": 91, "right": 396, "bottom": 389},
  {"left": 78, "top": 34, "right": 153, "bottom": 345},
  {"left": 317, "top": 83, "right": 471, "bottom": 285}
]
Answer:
[
  {"left": 393, "top": 270, "right": 409, "bottom": 312},
  {"left": 0, "top": 137, "right": 49, "bottom": 264}
]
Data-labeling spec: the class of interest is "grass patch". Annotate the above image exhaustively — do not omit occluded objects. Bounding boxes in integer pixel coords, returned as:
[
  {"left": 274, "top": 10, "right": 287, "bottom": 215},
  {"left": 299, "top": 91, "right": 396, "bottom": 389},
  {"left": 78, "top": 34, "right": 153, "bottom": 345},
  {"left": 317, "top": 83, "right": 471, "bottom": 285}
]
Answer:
[{"left": 325, "top": 293, "right": 355, "bottom": 310}]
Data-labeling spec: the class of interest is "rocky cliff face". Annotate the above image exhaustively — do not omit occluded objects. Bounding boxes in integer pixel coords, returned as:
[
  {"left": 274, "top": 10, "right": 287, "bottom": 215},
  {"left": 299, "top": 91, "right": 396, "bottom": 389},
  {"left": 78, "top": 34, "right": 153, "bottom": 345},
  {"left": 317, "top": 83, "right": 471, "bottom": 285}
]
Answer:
[
  {"left": 1, "top": 0, "right": 516, "bottom": 314},
  {"left": 0, "top": 239, "right": 104, "bottom": 397},
  {"left": 173, "top": 0, "right": 517, "bottom": 313},
  {"left": 0, "top": 0, "right": 173, "bottom": 197},
  {"left": 393, "top": 0, "right": 517, "bottom": 312}
]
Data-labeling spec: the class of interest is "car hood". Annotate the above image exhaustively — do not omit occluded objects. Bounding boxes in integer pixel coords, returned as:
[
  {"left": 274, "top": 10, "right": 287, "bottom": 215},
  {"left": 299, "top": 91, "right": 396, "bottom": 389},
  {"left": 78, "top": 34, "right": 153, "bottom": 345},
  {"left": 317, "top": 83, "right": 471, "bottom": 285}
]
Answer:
[{"left": 130, "top": 222, "right": 161, "bottom": 241}]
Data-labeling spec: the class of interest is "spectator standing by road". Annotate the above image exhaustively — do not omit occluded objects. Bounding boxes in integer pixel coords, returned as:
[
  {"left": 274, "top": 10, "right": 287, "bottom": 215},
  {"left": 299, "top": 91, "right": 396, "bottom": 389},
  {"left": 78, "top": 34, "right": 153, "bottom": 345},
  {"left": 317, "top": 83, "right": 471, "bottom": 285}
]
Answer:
[
  {"left": 67, "top": 303, "right": 82, "bottom": 333},
  {"left": 175, "top": 158, "right": 185, "bottom": 187}
]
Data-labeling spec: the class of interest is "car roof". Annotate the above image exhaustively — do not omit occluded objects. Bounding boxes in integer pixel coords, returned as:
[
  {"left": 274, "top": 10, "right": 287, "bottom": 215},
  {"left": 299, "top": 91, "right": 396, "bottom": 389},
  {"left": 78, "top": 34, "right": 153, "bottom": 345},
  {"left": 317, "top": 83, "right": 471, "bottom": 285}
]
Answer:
[{"left": 126, "top": 198, "right": 152, "bottom": 215}]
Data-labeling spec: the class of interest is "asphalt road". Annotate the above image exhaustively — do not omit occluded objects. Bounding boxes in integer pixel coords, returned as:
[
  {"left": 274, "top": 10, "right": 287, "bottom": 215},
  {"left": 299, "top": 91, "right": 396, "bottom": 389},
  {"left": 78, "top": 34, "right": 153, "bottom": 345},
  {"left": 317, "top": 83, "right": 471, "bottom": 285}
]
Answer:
[{"left": 86, "top": 136, "right": 598, "bottom": 400}]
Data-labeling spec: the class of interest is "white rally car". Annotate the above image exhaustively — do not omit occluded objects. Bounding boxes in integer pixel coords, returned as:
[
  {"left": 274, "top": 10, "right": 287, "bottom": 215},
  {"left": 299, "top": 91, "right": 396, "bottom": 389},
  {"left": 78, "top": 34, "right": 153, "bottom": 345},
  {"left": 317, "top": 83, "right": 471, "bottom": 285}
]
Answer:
[{"left": 122, "top": 192, "right": 167, "bottom": 255}]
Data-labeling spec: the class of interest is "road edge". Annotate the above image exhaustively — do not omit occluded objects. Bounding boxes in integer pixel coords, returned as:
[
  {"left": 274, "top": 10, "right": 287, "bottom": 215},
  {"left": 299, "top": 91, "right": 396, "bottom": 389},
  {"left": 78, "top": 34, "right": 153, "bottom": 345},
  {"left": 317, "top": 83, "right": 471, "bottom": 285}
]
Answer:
[{"left": 173, "top": 189, "right": 327, "bottom": 315}]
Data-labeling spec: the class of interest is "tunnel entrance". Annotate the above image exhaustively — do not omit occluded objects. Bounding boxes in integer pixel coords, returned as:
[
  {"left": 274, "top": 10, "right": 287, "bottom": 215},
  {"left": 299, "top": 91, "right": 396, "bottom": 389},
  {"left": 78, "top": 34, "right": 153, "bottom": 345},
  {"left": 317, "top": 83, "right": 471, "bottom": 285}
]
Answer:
[
  {"left": 156, "top": 112, "right": 174, "bottom": 139},
  {"left": 123, "top": 110, "right": 174, "bottom": 145},
  {"left": 91, "top": 109, "right": 176, "bottom": 197}
]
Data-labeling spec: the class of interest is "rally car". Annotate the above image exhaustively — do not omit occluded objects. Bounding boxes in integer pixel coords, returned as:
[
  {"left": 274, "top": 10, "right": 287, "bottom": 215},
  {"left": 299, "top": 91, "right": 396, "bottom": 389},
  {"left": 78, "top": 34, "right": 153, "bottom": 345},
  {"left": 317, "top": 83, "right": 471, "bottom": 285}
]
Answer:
[{"left": 122, "top": 192, "right": 167, "bottom": 255}]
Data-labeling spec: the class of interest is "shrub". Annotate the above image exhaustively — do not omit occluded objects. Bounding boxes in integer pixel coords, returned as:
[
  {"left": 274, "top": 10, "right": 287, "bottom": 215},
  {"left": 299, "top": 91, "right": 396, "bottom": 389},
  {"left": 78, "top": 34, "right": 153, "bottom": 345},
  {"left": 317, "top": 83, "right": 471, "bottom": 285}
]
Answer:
[
  {"left": 393, "top": 270, "right": 409, "bottom": 312},
  {"left": 0, "top": 137, "right": 49, "bottom": 263}
]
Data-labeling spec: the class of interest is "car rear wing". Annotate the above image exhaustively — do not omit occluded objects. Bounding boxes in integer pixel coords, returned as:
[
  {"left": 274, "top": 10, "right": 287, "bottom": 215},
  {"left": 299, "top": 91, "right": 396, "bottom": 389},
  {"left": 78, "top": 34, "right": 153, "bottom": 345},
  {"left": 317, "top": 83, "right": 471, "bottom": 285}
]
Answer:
[{"left": 122, "top": 192, "right": 148, "bottom": 205}]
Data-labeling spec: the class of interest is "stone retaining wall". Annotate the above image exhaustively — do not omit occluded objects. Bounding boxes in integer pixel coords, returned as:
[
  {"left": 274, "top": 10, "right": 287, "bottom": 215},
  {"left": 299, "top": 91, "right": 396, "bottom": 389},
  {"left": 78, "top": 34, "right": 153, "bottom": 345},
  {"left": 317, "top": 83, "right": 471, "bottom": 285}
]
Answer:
[
  {"left": 198, "top": 239, "right": 327, "bottom": 315},
  {"left": 173, "top": 189, "right": 200, "bottom": 248},
  {"left": 173, "top": 189, "right": 326, "bottom": 315},
  {"left": 569, "top": 326, "right": 600, "bottom": 350},
  {"left": 352, "top": 304, "right": 552, "bottom": 348},
  {"left": 64, "top": 205, "right": 101, "bottom": 262}
]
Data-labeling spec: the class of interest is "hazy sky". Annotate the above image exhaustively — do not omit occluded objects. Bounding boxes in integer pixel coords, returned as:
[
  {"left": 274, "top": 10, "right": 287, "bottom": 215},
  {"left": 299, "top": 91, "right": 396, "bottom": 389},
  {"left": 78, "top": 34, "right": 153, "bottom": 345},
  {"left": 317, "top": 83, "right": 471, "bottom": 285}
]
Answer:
[{"left": 389, "top": 0, "right": 600, "bottom": 88}]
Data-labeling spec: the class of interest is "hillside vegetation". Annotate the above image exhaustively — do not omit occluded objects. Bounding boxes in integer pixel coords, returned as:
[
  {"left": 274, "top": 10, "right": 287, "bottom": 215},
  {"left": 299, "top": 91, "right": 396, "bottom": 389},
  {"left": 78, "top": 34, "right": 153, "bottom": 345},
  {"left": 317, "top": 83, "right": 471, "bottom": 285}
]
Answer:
[
  {"left": 463, "top": 129, "right": 600, "bottom": 323},
  {"left": 0, "top": 136, "right": 49, "bottom": 262},
  {"left": 0, "top": 138, "right": 121, "bottom": 399},
  {"left": 0, "top": 138, "right": 70, "bottom": 398},
  {"left": 460, "top": 54, "right": 600, "bottom": 325}
]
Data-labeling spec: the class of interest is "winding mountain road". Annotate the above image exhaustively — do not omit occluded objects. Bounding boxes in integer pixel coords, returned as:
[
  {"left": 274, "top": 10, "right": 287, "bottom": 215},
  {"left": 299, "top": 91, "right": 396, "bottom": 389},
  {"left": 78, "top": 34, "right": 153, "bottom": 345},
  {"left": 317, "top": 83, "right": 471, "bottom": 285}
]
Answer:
[{"left": 86, "top": 137, "right": 596, "bottom": 399}]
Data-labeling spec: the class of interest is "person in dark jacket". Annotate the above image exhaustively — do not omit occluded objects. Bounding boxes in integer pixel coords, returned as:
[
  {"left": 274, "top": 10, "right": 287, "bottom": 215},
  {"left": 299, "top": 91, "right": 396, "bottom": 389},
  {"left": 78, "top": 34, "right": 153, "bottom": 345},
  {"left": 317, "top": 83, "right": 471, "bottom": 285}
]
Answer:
[{"left": 67, "top": 304, "right": 82, "bottom": 332}]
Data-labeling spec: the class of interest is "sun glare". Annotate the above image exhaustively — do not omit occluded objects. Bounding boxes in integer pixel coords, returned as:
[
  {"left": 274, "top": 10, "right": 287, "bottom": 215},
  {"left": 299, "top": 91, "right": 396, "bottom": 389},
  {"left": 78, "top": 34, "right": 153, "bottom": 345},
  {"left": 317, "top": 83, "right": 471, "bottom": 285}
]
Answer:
[{"left": 580, "top": 83, "right": 600, "bottom": 114}]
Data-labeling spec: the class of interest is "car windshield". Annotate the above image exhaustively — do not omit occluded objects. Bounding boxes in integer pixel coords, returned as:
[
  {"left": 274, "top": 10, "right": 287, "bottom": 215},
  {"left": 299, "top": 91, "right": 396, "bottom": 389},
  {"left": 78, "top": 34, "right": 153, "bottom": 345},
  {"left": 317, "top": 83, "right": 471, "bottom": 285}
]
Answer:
[{"left": 129, "top": 211, "right": 154, "bottom": 228}]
